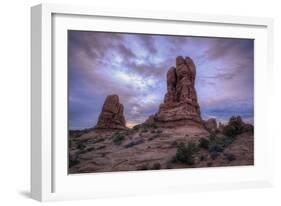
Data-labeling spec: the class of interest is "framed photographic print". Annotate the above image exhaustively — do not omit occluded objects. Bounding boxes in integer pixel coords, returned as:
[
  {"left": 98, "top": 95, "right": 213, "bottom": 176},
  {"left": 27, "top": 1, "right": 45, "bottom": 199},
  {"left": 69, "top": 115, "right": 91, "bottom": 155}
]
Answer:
[{"left": 31, "top": 3, "right": 274, "bottom": 201}]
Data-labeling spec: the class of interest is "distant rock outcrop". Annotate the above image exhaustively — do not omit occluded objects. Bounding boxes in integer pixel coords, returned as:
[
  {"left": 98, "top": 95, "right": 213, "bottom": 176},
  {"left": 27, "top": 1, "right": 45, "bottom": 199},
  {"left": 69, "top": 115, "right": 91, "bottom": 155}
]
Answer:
[
  {"left": 227, "top": 116, "right": 253, "bottom": 133},
  {"left": 154, "top": 56, "right": 202, "bottom": 126},
  {"left": 218, "top": 122, "right": 225, "bottom": 133},
  {"left": 204, "top": 118, "right": 218, "bottom": 133},
  {"left": 95, "top": 95, "right": 127, "bottom": 130}
]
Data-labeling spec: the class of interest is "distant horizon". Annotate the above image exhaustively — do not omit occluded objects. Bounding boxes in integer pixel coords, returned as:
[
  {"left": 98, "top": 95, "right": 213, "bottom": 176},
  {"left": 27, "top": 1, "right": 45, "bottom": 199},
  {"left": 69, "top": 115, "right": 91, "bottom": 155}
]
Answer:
[{"left": 68, "top": 30, "right": 254, "bottom": 130}]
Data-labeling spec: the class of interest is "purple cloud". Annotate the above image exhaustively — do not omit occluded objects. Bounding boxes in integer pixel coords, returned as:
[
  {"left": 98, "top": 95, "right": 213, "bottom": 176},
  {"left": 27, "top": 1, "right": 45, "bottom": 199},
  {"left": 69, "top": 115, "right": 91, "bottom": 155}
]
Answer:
[{"left": 68, "top": 30, "right": 254, "bottom": 129}]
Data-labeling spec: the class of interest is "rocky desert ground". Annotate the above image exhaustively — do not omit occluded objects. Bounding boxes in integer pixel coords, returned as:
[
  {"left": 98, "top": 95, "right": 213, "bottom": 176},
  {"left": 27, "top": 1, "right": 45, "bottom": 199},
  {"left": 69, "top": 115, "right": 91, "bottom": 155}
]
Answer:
[{"left": 68, "top": 56, "right": 254, "bottom": 174}]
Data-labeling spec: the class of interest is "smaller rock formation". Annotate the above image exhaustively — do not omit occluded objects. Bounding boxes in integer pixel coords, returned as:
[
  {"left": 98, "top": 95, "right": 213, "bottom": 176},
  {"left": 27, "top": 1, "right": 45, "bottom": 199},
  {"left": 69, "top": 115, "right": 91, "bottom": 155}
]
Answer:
[
  {"left": 204, "top": 118, "right": 217, "bottom": 133},
  {"left": 95, "top": 95, "right": 127, "bottom": 130}
]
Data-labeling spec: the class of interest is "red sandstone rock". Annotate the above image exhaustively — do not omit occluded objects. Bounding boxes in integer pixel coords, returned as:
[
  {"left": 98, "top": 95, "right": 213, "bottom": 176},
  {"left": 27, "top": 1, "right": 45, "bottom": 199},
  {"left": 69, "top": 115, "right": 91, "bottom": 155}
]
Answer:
[
  {"left": 154, "top": 56, "right": 202, "bottom": 125},
  {"left": 95, "top": 95, "right": 127, "bottom": 130},
  {"left": 204, "top": 118, "right": 218, "bottom": 132},
  {"left": 218, "top": 122, "right": 225, "bottom": 133}
]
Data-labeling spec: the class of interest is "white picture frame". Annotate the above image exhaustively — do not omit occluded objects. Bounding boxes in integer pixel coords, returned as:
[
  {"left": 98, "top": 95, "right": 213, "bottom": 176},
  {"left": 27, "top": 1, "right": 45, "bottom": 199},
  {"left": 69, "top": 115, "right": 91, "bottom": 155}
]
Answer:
[{"left": 31, "top": 3, "right": 274, "bottom": 202}]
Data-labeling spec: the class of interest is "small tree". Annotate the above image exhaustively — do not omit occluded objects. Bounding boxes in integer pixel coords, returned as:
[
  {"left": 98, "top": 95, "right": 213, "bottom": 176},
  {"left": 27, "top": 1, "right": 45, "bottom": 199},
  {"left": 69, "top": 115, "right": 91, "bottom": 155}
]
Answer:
[
  {"left": 199, "top": 138, "right": 210, "bottom": 149},
  {"left": 175, "top": 142, "right": 198, "bottom": 165}
]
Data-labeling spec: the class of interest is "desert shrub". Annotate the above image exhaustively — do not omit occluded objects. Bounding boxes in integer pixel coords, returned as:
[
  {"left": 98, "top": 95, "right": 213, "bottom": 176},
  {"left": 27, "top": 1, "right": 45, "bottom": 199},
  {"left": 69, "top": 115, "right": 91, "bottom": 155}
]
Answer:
[
  {"left": 243, "top": 124, "right": 254, "bottom": 133},
  {"left": 142, "top": 129, "right": 148, "bottom": 133},
  {"left": 138, "top": 164, "right": 149, "bottom": 170},
  {"left": 152, "top": 162, "right": 161, "bottom": 170},
  {"left": 207, "top": 162, "right": 213, "bottom": 167},
  {"left": 124, "top": 139, "right": 144, "bottom": 148},
  {"left": 200, "top": 155, "right": 206, "bottom": 161},
  {"left": 139, "top": 123, "right": 158, "bottom": 130},
  {"left": 223, "top": 125, "right": 241, "bottom": 137},
  {"left": 221, "top": 136, "right": 234, "bottom": 147},
  {"left": 69, "top": 159, "right": 80, "bottom": 167},
  {"left": 156, "top": 130, "right": 163, "bottom": 134},
  {"left": 224, "top": 153, "right": 236, "bottom": 161},
  {"left": 199, "top": 138, "right": 210, "bottom": 149},
  {"left": 69, "top": 129, "right": 88, "bottom": 138},
  {"left": 210, "top": 151, "right": 220, "bottom": 160},
  {"left": 68, "top": 139, "right": 74, "bottom": 148},
  {"left": 148, "top": 123, "right": 158, "bottom": 129},
  {"left": 209, "top": 144, "right": 224, "bottom": 153},
  {"left": 77, "top": 143, "right": 86, "bottom": 150},
  {"left": 87, "top": 137, "right": 105, "bottom": 144},
  {"left": 112, "top": 133, "right": 125, "bottom": 145},
  {"left": 69, "top": 154, "right": 80, "bottom": 167},
  {"left": 148, "top": 134, "right": 160, "bottom": 141},
  {"left": 174, "top": 142, "right": 199, "bottom": 165},
  {"left": 207, "top": 133, "right": 234, "bottom": 150},
  {"left": 84, "top": 147, "right": 95, "bottom": 152},
  {"left": 79, "top": 147, "right": 95, "bottom": 154},
  {"left": 209, "top": 133, "right": 216, "bottom": 141},
  {"left": 132, "top": 125, "right": 140, "bottom": 131}
]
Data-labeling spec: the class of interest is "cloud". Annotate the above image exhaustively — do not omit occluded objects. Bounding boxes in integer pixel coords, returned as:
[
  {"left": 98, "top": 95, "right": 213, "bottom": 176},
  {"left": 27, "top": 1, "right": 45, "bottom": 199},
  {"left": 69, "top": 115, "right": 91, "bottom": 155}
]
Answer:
[{"left": 68, "top": 31, "right": 254, "bottom": 129}]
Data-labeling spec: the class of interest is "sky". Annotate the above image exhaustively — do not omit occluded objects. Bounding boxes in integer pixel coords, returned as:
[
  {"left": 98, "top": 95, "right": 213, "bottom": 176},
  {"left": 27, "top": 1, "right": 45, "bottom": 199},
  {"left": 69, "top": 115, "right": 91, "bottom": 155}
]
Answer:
[{"left": 68, "top": 30, "right": 254, "bottom": 130}]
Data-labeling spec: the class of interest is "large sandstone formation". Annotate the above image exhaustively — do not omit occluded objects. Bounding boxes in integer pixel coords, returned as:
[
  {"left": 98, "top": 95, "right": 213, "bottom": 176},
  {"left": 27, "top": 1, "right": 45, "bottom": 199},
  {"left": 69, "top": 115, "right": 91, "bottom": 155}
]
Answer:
[
  {"left": 95, "top": 95, "right": 127, "bottom": 130},
  {"left": 154, "top": 56, "right": 202, "bottom": 126}
]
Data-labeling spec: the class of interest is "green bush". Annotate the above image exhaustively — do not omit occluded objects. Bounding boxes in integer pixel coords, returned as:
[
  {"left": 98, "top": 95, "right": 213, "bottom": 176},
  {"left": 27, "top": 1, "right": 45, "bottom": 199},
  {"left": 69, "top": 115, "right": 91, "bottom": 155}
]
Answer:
[
  {"left": 68, "top": 139, "right": 74, "bottom": 148},
  {"left": 69, "top": 154, "right": 80, "bottom": 167},
  {"left": 209, "top": 144, "right": 224, "bottom": 153},
  {"left": 174, "top": 142, "right": 199, "bottom": 165},
  {"left": 224, "top": 153, "right": 236, "bottom": 161},
  {"left": 112, "top": 133, "right": 125, "bottom": 145},
  {"left": 148, "top": 134, "right": 160, "bottom": 141},
  {"left": 199, "top": 138, "right": 210, "bottom": 149},
  {"left": 223, "top": 125, "right": 241, "bottom": 137},
  {"left": 210, "top": 151, "right": 220, "bottom": 160}
]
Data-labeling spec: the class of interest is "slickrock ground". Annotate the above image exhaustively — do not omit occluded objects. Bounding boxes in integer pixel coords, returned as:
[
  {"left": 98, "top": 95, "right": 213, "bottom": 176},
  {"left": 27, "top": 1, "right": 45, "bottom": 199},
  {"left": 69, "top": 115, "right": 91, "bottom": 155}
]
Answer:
[{"left": 69, "top": 120, "right": 253, "bottom": 174}]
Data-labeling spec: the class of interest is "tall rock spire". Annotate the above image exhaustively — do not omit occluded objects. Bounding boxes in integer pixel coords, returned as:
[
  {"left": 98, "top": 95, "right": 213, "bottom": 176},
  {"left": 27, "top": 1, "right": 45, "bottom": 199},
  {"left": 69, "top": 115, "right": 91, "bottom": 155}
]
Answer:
[{"left": 155, "top": 56, "right": 202, "bottom": 126}]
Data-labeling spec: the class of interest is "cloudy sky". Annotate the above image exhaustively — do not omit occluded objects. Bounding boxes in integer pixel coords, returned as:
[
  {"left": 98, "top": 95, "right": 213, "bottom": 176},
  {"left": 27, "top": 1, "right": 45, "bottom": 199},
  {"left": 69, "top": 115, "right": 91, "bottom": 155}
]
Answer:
[{"left": 68, "top": 30, "right": 254, "bottom": 130}]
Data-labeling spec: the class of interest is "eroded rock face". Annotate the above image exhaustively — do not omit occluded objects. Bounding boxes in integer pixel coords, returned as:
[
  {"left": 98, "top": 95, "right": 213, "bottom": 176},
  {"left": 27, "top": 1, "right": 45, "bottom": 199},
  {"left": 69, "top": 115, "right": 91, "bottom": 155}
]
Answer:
[
  {"left": 95, "top": 95, "right": 127, "bottom": 130},
  {"left": 204, "top": 118, "right": 217, "bottom": 132},
  {"left": 154, "top": 56, "right": 202, "bottom": 126}
]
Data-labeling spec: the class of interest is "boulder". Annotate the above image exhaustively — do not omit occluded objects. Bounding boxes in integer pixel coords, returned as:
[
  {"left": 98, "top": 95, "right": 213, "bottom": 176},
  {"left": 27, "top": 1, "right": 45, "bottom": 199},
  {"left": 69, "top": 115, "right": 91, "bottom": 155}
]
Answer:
[{"left": 95, "top": 95, "right": 127, "bottom": 130}]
